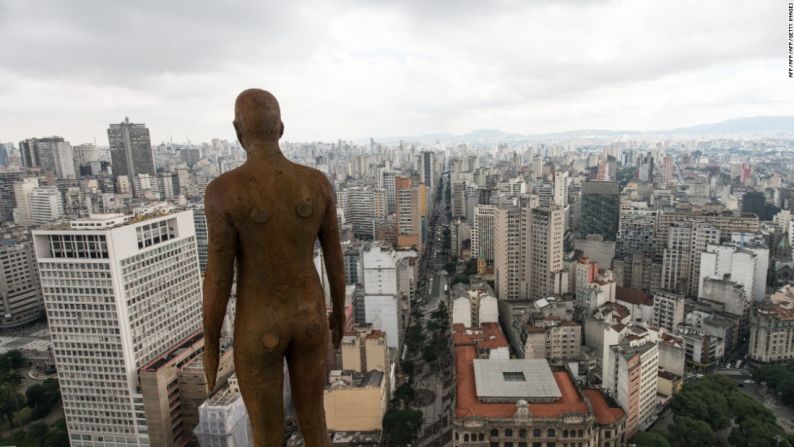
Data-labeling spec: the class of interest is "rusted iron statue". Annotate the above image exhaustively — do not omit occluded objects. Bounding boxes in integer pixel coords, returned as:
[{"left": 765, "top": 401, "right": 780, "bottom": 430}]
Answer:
[{"left": 202, "top": 89, "right": 345, "bottom": 446}]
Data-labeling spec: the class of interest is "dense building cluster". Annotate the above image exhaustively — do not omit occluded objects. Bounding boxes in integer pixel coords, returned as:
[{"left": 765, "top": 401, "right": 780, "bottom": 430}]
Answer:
[{"left": 1, "top": 129, "right": 794, "bottom": 446}]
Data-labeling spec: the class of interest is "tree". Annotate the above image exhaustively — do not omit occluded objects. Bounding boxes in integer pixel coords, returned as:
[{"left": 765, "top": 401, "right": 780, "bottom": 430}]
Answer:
[
  {"left": 633, "top": 431, "right": 671, "bottom": 447},
  {"left": 422, "top": 345, "right": 438, "bottom": 363},
  {"left": 383, "top": 409, "right": 423, "bottom": 446},
  {"left": 401, "top": 359, "right": 415, "bottom": 377},
  {"left": 2, "top": 369, "right": 23, "bottom": 388},
  {"left": 729, "top": 416, "right": 791, "bottom": 447},
  {"left": 27, "top": 420, "right": 49, "bottom": 439},
  {"left": 452, "top": 274, "right": 469, "bottom": 285},
  {"left": 668, "top": 416, "right": 715, "bottom": 447},
  {"left": 0, "top": 385, "right": 25, "bottom": 428},
  {"left": 394, "top": 383, "right": 416, "bottom": 405},
  {"left": 0, "top": 350, "right": 24, "bottom": 372}
]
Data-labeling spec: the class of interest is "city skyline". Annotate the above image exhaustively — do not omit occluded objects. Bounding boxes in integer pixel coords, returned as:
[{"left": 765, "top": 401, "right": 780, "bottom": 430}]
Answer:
[{"left": 1, "top": 0, "right": 791, "bottom": 144}]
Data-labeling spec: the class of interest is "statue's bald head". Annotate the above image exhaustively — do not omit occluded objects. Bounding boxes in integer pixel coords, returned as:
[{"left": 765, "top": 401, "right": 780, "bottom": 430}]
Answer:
[{"left": 233, "top": 89, "right": 284, "bottom": 146}]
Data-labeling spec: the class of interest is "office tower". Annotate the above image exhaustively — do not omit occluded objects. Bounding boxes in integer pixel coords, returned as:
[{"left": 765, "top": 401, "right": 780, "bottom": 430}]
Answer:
[
  {"left": 749, "top": 288, "right": 794, "bottom": 363},
  {"left": 527, "top": 207, "right": 565, "bottom": 301},
  {"left": 698, "top": 243, "right": 768, "bottom": 302},
  {"left": 451, "top": 180, "right": 467, "bottom": 218},
  {"left": 652, "top": 290, "right": 686, "bottom": 331},
  {"left": 108, "top": 118, "right": 156, "bottom": 197},
  {"left": 494, "top": 204, "right": 524, "bottom": 301},
  {"left": 616, "top": 208, "right": 657, "bottom": 289},
  {"left": 0, "top": 142, "right": 10, "bottom": 166},
  {"left": 660, "top": 222, "right": 719, "bottom": 297},
  {"left": 377, "top": 168, "right": 398, "bottom": 215},
  {"left": 341, "top": 186, "right": 386, "bottom": 240},
  {"left": 12, "top": 177, "right": 39, "bottom": 226},
  {"left": 30, "top": 186, "right": 65, "bottom": 225},
  {"left": 552, "top": 170, "right": 569, "bottom": 207},
  {"left": 32, "top": 211, "right": 203, "bottom": 446},
  {"left": 395, "top": 176, "right": 421, "bottom": 251},
  {"left": 19, "top": 137, "right": 76, "bottom": 179},
  {"left": 73, "top": 143, "right": 99, "bottom": 168},
  {"left": 579, "top": 181, "right": 620, "bottom": 241},
  {"left": 659, "top": 155, "right": 674, "bottom": 185},
  {"left": 472, "top": 205, "right": 496, "bottom": 264},
  {"left": 655, "top": 209, "right": 760, "bottom": 257},
  {"left": 419, "top": 150, "right": 435, "bottom": 205},
  {"left": 603, "top": 341, "right": 659, "bottom": 437},
  {"left": 194, "top": 375, "right": 253, "bottom": 447},
  {"left": 0, "top": 171, "right": 24, "bottom": 222},
  {"left": 0, "top": 239, "right": 43, "bottom": 328},
  {"left": 361, "top": 244, "right": 401, "bottom": 349},
  {"left": 192, "top": 206, "right": 208, "bottom": 273},
  {"left": 139, "top": 334, "right": 235, "bottom": 447}
]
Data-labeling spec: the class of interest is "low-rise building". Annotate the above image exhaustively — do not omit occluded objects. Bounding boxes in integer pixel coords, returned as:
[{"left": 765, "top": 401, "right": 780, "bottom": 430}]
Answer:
[
  {"left": 453, "top": 352, "right": 626, "bottom": 447},
  {"left": 749, "top": 286, "right": 794, "bottom": 363}
]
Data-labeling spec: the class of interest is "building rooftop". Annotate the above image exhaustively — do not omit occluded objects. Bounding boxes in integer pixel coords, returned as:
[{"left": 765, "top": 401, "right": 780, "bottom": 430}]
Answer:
[
  {"left": 616, "top": 287, "right": 654, "bottom": 306},
  {"left": 452, "top": 322, "right": 509, "bottom": 351},
  {"left": 473, "top": 359, "right": 562, "bottom": 402},
  {"left": 581, "top": 389, "right": 625, "bottom": 425},
  {"left": 455, "top": 345, "right": 589, "bottom": 419}
]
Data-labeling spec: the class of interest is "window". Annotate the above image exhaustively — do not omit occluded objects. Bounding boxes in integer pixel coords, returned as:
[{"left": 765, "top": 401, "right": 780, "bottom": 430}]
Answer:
[
  {"left": 519, "top": 429, "right": 527, "bottom": 438},
  {"left": 533, "top": 429, "right": 541, "bottom": 437},
  {"left": 548, "top": 429, "right": 556, "bottom": 437},
  {"left": 503, "top": 371, "right": 526, "bottom": 382},
  {"left": 464, "top": 434, "right": 470, "bottom": 442},
  {"left": 491, "top": 429, "right": 499, "bottom": 437},
  {"left": 506, "top": 429, "right": 513, "bottom": 437}
]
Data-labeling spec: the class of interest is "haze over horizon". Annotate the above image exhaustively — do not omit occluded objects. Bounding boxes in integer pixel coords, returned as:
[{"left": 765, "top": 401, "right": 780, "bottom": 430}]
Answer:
[{"left": 1, "top": 0, "right": 791, "bottom": 144}]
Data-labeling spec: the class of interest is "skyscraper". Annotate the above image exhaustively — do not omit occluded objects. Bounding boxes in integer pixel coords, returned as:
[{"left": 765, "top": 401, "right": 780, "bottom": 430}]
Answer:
[
  {"left": 0, "top": 171, "right": 24, "bottom": 222},
  {"left": 579, "top": 181, "right": 620, "bottom": 241},
  {"left": 527, "top": 206, "right": 565, "bottom": 300},
  {"left": 108, "top": 118, "right": 156, "bottom": 197},
  {"left": 19, "top": 137, "right": 76, "bottom": 179},
  {"left": 0, "top": 239, "right": 43, "bottom": 328},
  {"left": 395, "top": 176, "right": 421, "bottom": 250},
  {"left": 33, "top": 211, "right": 203, "bottom": 446}
]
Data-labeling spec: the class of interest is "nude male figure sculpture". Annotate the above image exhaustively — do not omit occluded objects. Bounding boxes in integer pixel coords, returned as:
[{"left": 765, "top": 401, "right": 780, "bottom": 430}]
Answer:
[{"left": 202, "top": 89, "right": 345, "bottom": 447}]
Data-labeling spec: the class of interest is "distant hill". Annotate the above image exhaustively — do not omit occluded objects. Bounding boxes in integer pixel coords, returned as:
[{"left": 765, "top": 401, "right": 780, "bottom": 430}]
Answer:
[
  {"left": 663, "top": 116, "right": 794, "bottom": 135},
  {"left": 375, "top": 116, "right": 794, "bottom": 143}
]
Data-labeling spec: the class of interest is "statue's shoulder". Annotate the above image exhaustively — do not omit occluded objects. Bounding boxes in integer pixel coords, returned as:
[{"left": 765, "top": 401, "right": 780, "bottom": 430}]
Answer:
[
  {"left": 292, "top": 163, "right": 333, "bottom": 195},
  {"left": 205, "top": 168, "right": 244, "bottom": 205}
]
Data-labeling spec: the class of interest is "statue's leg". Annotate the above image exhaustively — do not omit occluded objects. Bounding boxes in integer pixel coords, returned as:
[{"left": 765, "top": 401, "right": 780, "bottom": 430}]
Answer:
[
  {"left": 287, "top": 315, "right": 331, "bottom": 447},
  {"left": 234, "top": 328, "right": 287, "bottom": 447}
]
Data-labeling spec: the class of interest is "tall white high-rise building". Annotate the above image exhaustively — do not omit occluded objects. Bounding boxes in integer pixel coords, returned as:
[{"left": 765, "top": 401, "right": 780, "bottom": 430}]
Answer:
[
  {"left": 527, "top": 206, "right": 565, "bottom": 300},
  {"left": 494, "top": 204, "right": 524, "bottom": 301},
  {"left": 361, "top": 244, "right": 401, "bottom": 349},
  {"left": 472, "top": 205, "right": 496, "bottom": 262},
  {"left": 698, "top": 243, "right": 767, "bottom": 302},
  {"left": 340, "top": 186, "right": 386, "bottom": 240},
  {"left": 378, "top": 168, "right": 398, "bottom": 215},
  {"left": 30, "top": 186, "right": 65, "bottom": 225},
  {"left": 13, "top": 177, "right": 38, "bottom": 226},
  {"left": 32, "top": 211, "right": 203, "bottom": 447}
]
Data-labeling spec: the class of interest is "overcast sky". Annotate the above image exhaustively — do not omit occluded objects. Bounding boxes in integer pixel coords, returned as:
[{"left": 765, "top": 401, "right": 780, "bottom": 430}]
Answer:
[{"left": 0, "top": 0, "right": 791, "bottom": 145}]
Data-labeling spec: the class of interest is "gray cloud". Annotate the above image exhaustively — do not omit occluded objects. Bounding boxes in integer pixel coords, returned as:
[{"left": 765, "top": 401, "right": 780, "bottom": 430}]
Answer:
[{"left": 0, "top": 0, "right": 790, "bottom": 143}]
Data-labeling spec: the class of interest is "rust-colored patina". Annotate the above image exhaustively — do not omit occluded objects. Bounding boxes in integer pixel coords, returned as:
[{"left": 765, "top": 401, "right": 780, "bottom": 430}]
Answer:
[{"left": 202, "top": 89, "right": 345, "bottom": 447}]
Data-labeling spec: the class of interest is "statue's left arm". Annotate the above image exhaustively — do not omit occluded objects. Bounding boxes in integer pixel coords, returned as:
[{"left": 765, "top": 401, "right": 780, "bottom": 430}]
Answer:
[
  {"left": 202, "top": 181, "right": 237, "bottom": 391},
  {"left": 319, "top": 177, "right": 346, "bottom": 348}
]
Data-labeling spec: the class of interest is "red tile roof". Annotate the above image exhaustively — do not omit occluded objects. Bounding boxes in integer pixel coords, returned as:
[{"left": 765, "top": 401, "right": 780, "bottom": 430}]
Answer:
[
  {"left": 582, "top": 389, "right": 625, "bottom": 425},
  {"left": 452, "top": 322, "right": 509, "bottom": 351},
  {"left": 454, "top": 344, "right": 589, "bottom": 419},
  {"left": 616, "top": 286, "right": 654, "bottom": 306}
]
